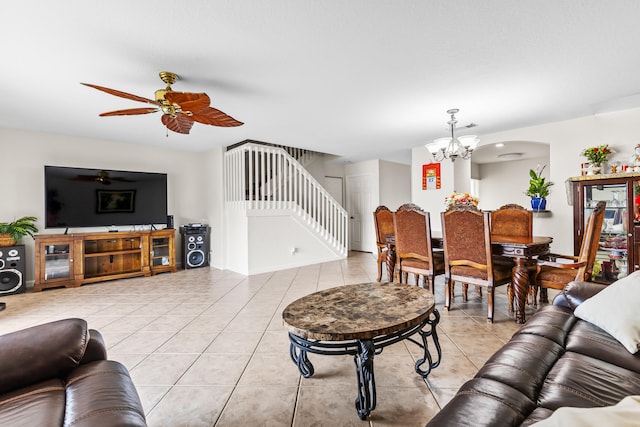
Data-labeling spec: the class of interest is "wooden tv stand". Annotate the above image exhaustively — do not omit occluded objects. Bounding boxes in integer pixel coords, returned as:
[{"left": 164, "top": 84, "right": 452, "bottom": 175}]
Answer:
[{"left": 34, "top": 229, "right": 176, "bottom": 292}]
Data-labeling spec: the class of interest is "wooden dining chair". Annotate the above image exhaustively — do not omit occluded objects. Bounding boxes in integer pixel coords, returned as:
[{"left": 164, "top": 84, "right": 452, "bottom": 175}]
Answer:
[
  {"left": 536, "top": 200, "right": 606, "bottom": 302},
  {"left": 393, "top": 203, "right": 444, "bottom": 293},
  {"left": 490, "top": 204, "right": 536, "bottom": 312},
  {"left": 442, "top": 204, "right": 515, "bottom": 323},
  {"left": 374, "top": 205, "right": 395, "bottom": 281},
  {"left": 490, "top": 204, "right": 533, "bottom": 237}
]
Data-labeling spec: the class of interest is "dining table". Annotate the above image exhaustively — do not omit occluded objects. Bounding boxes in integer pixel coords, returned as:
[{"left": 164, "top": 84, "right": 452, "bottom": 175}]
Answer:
[
  {"left": 383, "top": 233, "right": 553, "bottom": 324},
  {"left": 490, "top": 234, "right": 553, "bottom": 323}
]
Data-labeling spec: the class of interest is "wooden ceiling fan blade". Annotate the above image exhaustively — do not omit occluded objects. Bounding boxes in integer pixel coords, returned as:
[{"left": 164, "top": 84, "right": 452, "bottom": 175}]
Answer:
[
  {"left": 99, "top": 107, "right": 159, "bottom": 116},
  {"left": 190, "top": 107, "right": 244, "bottom": 127},
  {"left": 161, "top": 113, "right": 194, "bottom": 134},
  {"left": 165, "top": 92, "right": 211, "bottom": 111},
  {"left": 81, "top": 83, "right": 159, "bottom": 105}
]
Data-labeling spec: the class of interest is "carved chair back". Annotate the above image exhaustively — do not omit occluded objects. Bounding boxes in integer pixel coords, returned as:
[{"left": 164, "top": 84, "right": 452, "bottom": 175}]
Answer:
[{"left": 490, "top": 204, "right": 533, "bottom": 238}]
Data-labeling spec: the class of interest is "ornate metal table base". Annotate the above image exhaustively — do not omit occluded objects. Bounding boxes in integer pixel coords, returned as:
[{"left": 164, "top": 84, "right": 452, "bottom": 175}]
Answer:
[{"left": 288, "top": 310, "right": 441, "bottom": 420}]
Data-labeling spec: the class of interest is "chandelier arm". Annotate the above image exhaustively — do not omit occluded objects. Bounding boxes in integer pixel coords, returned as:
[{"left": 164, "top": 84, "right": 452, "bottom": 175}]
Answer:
[{"left": 426, "top": 109, "right": 478, "bottom": 162}]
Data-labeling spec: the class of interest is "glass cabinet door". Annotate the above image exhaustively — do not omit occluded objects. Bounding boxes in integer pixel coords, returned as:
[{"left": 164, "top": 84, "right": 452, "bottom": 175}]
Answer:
[
  {"left": 633, "top": 181, "right": 640, "bottom": 273},
  {"left": 151, "top": 237, "right": 171, "bottom": 267},
  {"left": 44, "top": 243, "right": 72, "bottom": 280},
  {"left": 584, "top": 183, "right": 628, "bottom": 282}
]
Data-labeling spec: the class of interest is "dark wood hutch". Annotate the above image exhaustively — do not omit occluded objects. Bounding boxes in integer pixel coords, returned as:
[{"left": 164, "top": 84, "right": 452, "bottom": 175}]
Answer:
[{"left": 570, "top": 172, "right": 640, "bottom": 282}]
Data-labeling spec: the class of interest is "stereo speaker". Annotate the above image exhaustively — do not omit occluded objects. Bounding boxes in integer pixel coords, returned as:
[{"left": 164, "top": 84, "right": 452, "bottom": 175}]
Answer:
[
  {"left": 0, "top": 245, "right": 26, "bottom": 296},
  {"left": 167, "top": 215, "right": 174, "bottom": 229},
  {"left": 180, "top": 226, "right": 210, "bottom": 269}
]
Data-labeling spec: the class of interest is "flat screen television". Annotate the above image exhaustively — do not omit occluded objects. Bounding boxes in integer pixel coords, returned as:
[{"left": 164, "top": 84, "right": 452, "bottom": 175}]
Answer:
[{"left": 45, "top": 165, "right": 168, "bottom": 229}]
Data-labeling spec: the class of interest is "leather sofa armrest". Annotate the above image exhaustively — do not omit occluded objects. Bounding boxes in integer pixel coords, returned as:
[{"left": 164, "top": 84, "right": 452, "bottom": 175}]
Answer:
[
  {"left": 82, "top": 329, "right": 108, "bottom": 363},
  {"left": 0, "top": 318, "right": 106, "bottom": 395},
  {"left": 552, "top": 280, "right": 608, "bottom": 311}
]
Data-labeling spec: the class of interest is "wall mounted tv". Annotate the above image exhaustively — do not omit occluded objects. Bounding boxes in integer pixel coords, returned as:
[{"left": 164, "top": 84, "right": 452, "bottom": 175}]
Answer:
[{"left": 45, "top": 165, "right": 168, "bottom": 229}]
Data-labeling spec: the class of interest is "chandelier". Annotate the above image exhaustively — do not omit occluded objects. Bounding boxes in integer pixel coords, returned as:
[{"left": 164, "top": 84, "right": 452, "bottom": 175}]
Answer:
[{"left": 425, "top": 109, "right": 479, "bottom": 162}]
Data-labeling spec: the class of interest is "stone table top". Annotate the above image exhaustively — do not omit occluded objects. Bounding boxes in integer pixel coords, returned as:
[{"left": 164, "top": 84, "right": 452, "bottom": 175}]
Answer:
[{"left": 282, "top": 282, "right": 435, "bottom": 341}]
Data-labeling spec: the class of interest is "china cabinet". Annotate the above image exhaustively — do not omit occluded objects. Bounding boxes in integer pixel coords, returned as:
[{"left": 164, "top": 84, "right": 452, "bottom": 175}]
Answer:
[{"left": 570, "top": 173, "right": 640, "bottom": 282}]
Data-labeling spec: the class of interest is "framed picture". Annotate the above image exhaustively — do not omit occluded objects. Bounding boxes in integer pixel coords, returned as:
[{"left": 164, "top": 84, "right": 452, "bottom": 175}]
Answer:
[
  {"left": 97, "top": 190, "right": 135, "bottom": 213},
  {"left": 422, "top": 163, "right": 441, "bottom": 190}
]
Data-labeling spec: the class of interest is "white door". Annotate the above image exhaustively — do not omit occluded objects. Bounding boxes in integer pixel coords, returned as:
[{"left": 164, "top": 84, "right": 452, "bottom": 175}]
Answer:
[{"left": 346, "top": 174, "right": 373, "bottom": 252}]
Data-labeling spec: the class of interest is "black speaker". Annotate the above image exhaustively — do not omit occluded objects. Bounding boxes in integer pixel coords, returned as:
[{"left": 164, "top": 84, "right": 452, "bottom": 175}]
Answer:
[
  {"left": 167, "top": 215, "right": 174, "bottom": 229},
  {"left": 180, "top": 226, "right": 210, "bottom": 269},
  {"left": 0, "top": 245, "right": 26, "bottom": 295}
]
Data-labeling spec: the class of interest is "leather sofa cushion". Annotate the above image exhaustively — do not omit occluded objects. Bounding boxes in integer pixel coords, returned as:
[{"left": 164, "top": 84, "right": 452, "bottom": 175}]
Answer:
[
  {"left": 476, "top": 334, "right": 564, "bottom": 400},
  {"left": 566, "top": 320, "right": 640, "bottom": 374},
  {"left": 553, "top": 281, "right": 608, "bottom": 310},
  {"left": 65, "top": 360, "right": 146, "bottom": 427},
  {"left": 0, "top": 379, "right": 66, "bottom": 426},
  {"left": 427, "top": 378, "right": 536, "bottom": 426},
  {"left": 0, "top": 318, "right": 94, "bottom": 395},
  {"left": 538, "top": 351, "right": 640, "bottom": 409},
  {"left": 0, "top": 361, "right": 146, "bottom": 427},
  {"left": 426, "top": 302, "right": 640, "bottom": 426}
]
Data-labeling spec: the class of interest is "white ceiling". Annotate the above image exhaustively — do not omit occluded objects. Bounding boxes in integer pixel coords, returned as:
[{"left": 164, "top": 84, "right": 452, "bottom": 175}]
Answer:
[{"left": 3, "top": 1, "right": 640, "bottom": 164}]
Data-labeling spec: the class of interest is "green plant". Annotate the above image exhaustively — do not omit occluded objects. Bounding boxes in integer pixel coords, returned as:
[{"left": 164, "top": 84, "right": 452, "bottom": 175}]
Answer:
[
  {"left": 0, "top": 216, "right": 38, "bottom": 242},
  {"left": 581, "top": 144, "right": 612, "bottom": 166},
  {"left": 525, "top": 165, "right": 554, "bottom": 198}
]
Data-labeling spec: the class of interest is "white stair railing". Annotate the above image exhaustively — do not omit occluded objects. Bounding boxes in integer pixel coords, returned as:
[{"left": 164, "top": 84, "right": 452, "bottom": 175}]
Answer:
[{"left": 225, "top": 143, "right": 348, "bottom": 255}]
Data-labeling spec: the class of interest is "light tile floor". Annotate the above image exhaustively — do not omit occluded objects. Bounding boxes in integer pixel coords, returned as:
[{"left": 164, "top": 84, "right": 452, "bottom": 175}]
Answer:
[{"left": 0, "top": 252, "right": 548, "bottom": 426}]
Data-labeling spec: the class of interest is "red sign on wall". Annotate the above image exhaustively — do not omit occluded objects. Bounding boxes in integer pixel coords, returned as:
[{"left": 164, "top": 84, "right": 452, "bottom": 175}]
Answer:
[{"left": 422, "top": 163, "right": 441, "bottom": 190}]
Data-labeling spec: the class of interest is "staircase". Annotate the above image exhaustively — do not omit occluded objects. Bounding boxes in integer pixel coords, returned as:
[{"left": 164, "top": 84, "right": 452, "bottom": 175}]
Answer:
[{"left": 224, "top": 142, "right": 348, "bottom": 274}]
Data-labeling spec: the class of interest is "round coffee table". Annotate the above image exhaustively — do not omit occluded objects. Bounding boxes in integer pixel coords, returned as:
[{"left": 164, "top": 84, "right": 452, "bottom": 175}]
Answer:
[{"left": 282, "top": 282, "right": 441, "bottom": 420}]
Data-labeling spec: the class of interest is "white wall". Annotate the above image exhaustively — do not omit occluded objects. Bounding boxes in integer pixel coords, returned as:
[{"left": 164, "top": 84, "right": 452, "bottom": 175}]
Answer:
[
  {"left": 379, "top": 160, "right": 411, "bottom": 211},
  {"left": 304, "top": 154, "right": 346, "bottom": 189},
  {"left": 477, "top": 155, "right": 549, "bottom": 210},
  {"left": 411, "top": 107, "right": 640, "bottom": 254},
  {"left": 246, "top": 211, "right": 340, "bottom": 275},
  {"left": 0, "top": 127, "right": 208, "bottom": 282},
  {"left": 203, "top": 147, "right": 225, "bottom": 268},
  {"left": 224, "top": 205, "right": 249, "bottom": 273},
  {"left": 477, "top": 155, "right": 555, "bottom": 239}
]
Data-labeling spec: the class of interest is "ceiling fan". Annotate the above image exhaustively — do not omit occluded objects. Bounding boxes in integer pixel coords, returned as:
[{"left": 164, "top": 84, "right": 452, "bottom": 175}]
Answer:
[
  {"left": 71, "top": 170, "right": 133, "bottom": 185},
  {"left": 82, "top": 72, "right": 243, "bottom": 134}
]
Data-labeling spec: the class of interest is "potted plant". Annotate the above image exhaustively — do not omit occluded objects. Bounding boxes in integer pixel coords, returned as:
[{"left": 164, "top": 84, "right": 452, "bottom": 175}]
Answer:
[
  {"left": 525, "top": 165, "right": 553, "bottom": 210},
  {"left": 581, "top": 144, "right": 612, "bottom": 174},
  {"left": 0, "top": 216, "right": 38, "bottom": 247}
]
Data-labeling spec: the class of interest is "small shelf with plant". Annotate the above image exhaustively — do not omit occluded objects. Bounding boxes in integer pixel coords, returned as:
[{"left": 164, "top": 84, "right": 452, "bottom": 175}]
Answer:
[
  {"left": 526, "top": 165, "right": 553, "bottom": 211},
  {"left": 0, "top": 216, "right": 38, "bottom": 247}
]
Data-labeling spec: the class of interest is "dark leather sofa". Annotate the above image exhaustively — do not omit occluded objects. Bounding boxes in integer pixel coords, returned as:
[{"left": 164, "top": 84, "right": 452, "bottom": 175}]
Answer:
[
  {"left": 427, "top": 281, "right": 640, "bottom": 426},
  {"left": 0, "top": 318, "right": 147, "bottom": 426}
]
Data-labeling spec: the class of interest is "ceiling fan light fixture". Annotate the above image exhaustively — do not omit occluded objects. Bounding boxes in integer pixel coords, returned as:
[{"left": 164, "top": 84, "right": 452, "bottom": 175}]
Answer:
[
  {"left": 425, "top": 109, "right": 479, "bottom": 162},
  {"left": 159, "top": 71, "right": 178, "bottom": 87},
  {"left": 82, "top": 71, "right": 243, "bottom": 134}
]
